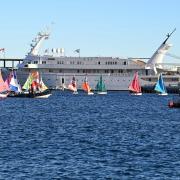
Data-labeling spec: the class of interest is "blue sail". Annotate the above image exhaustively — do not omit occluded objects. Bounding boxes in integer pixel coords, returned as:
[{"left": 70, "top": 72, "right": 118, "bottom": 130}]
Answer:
[
  {"left": 9, "top": 71, "right": 22, "bottom": 93},
  {"left": 154, "top": 73, "right": 166, "bottom": 94}
]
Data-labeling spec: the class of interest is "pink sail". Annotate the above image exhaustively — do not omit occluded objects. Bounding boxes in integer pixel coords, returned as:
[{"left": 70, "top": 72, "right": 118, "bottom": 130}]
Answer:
[
  {"left": 128, "top": 72, "right": 141, "bottom": 93},
  {"left": 4, "top": 72, "right": 12, "bottom": 91},
  {"left": 0, "top": 70, "right": 8, "bottom": 93},
  {"left": 68, "top": 76, "right": 77, "bottom": 92}
]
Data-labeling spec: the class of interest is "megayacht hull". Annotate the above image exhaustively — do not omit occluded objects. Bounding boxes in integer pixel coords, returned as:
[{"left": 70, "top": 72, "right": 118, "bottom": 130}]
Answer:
[{"left": 16, "top": 71, "right": 180, "bottom": 91}]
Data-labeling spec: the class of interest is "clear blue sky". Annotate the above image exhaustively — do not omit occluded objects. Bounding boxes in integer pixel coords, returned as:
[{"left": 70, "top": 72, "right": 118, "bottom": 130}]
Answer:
[{"left": 0, "top": 0, "right": 179, "bottom": 62}]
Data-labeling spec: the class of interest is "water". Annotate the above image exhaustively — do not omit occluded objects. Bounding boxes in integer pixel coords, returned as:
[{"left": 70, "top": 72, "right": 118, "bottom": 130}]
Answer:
[{"left": 0, "top": 91, "right": 180, "bottom": 179}]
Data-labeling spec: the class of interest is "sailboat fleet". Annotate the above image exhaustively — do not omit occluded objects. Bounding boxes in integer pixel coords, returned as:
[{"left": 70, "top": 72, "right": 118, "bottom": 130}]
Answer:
[
  {"left": 0, "top": 69, "right": 175, "bottom": 98},
  {"left": 1, "top": 69, "right": 180, "bottom": 108},
  {"left": 0, "top": 70, "right": 109, "bottom": 98},
  {"left": 67, "top": 75, "right": 107, "bottom": 95},
  {"left": 0, "top": 70, "right": 51, "bottom": 98},
  {"left": 128, "top": 71, "right": 170, "bottom": 96}
]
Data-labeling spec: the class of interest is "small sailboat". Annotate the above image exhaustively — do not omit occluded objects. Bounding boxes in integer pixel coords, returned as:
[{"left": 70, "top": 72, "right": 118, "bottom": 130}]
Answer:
[
  {"left": 128, "top": 72, "right": 142, "bottom": 95},
  {"left": 82, "top": 76, "right": 94, "bottom": 95},
  {"left": 0, "top": 69, "right": 9, "bottom": 98},
  {"left": 68, "top": 76, "right": 78, "bottom": 94},
  {"left": 154, "top": 73, "right": 168, "bottom": 95},
  {"left": 61, "top": 77, "right": 67, "bottom": 91},
  {"left": 96, "top": 75, "right": 107, "bottom": 95}
]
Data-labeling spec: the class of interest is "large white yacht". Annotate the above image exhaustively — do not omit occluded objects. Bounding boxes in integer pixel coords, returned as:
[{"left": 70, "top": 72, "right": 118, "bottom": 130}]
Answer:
[{"left": 17, "top": 29, "right": 180, "bottom": 90}]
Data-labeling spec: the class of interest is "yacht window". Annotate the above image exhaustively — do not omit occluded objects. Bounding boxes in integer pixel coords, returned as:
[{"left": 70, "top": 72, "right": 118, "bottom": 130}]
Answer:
[
  {"left": 49, "top": 69, "right": 53, "bottom": 73},
  {"left": 77, "top": 70, "right": 80, "bottom": 73},
  {"left": 48, "top": 58, "right": 55, "bottom": 60},
  {"left": 42, "top": 61, "right": 46, "bottom": 64},
  {"left": 172, "top": 78, "right": 178, "bottom": 81},
  {"left": 123, "top": 61, "right": 127, "bottom": 65},
  {"left": 34, "top": 61, "right": 38, "bottom": 64},
  {"left": 98, "top": 61, "right": 100, "bottom": 65}
]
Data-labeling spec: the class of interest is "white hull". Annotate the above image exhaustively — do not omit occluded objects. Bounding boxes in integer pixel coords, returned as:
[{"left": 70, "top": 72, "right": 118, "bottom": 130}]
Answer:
[
  {"left": 97, "top": 91, "right": 107, "bottom": 95},
  {"left": 158, "top": 93, "right": 168, "bottom": 96},
  {"left": 130, "top": 92, "right": 142, "bottom": 96},
  {"left": 35, "top": 94, "right": 52, "bottom": 98},
  {"left": 88, "top": 92, "right": 94, "bottom": 95},
  {"left": 0, "top": 93, "right": 8, "bottom": 98},
  {"left": 73, "top": 91, "right": 78, "bottom": 95}
]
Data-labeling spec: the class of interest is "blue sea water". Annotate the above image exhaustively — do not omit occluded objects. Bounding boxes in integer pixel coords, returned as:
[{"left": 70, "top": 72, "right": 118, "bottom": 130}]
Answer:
[{"left": 0, "top": 91, "right": 180, "bottom": 179}]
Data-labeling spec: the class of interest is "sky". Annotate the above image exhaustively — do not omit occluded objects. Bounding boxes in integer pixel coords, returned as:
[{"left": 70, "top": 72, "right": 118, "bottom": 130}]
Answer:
[{"left": 0, "top": 0, "right": 180, "bottom": 62}]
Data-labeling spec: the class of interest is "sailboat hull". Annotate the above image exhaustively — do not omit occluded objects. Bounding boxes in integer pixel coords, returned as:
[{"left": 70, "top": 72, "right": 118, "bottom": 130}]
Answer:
[
  {"left": 97, "top": 91, "right": 107, "bottom": 95},
  {"left": 8, "top": 89, "right": 51, "bottom": 98},
  {"left": 0, "top": 93, "right": 8, "bottom": 98},
  {"left": 130, "top": 92, "right": 142, "bottom": 96},
  {"left": 73, "top": 91, "right": 78, "bottom": 95},
  {"left": 88, "top": 92, "right": 94, "bottom": 95},
  {"left": 158, "top": 93, "right": 168, "bottom": 96},
  {"left": 34, "top": 93, "right": 52, "bottom": 98}
]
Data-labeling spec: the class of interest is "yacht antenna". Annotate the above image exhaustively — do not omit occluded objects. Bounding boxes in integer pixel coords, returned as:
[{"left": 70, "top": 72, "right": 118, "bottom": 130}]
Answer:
[{"left": 163, "top": 28, "right": 176, "bottom": 44}]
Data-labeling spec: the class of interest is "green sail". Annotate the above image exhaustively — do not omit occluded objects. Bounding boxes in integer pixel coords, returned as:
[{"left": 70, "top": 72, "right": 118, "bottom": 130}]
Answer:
[
  {"left": 96, "top": 75, "right": 106, "bottom": 92},
  {"left": 22, "top": 74, "right": 33, "bottom": 90}
]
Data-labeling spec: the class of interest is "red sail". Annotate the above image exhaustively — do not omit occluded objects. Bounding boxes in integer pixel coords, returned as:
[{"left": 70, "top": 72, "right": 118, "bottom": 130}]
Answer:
[{"left": 128, "top": 72, "right": 141, "bottom": 93}]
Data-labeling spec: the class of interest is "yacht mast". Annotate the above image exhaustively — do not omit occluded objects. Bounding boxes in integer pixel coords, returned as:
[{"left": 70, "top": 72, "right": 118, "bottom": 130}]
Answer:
[
  {"left": 29, "top": 31, "right": 50, "bottom": 56},
  {"left": 145, "top": 28, "right": 176, "bottom": 74}
]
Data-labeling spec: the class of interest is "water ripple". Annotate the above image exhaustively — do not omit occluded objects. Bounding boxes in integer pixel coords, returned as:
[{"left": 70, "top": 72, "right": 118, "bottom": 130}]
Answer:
[{"left": 0, "top": 91, "right": 180, "bottom": 179}]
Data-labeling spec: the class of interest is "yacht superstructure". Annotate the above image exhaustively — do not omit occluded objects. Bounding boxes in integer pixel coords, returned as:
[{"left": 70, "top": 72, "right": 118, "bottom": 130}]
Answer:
[{"left": 17, "top": 30, "right": 180, "bottom": 90}]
